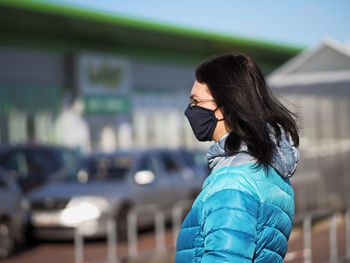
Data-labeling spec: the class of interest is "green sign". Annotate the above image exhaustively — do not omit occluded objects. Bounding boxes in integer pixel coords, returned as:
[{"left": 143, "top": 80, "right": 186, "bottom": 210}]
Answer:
[{"left": 83, "top": 95, "right": 131, "bottom": 114}]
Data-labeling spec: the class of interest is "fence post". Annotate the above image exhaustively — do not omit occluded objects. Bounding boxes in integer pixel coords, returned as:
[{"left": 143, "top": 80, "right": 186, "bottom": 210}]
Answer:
[
  {"left": 74, "top": 224, "right": 84, "bottom": 263},
  {"left": 303, "top": 215, "right": 312, "bottom": 263},
  {"left": 107, "top": 214, "right": 117, "bottom": 263},
  {"left": 172, "top": 205, "right": 183, "bottom": 246},
  {"left": 346, "top": 209, "right": 350, "bottom": 260},
  {"left": 329, "top": 213, "right": 338, "bottom": 263},
  {"left": 127, "top": 209, "right": 138, "bottom": 259},
  {"left": 155, "top": 210, "right": 166, "bottom": 253}
]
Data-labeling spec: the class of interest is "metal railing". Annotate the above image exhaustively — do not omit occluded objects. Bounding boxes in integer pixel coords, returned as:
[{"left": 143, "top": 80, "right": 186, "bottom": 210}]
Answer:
[
  {"left": 74, "top": 199, "right": 194, "bottom": 263},
  {"left": 74, "top": 214, "right": 117, "bottom": 263},
  {"left": 127, "top": 204, "right": 166, "bottom": 259},
  {"left": 74, "top": 201, "right": 350, "bottom": 263},
  {"left": 294, "top": 208, "right": 350, "bottom": 263}
]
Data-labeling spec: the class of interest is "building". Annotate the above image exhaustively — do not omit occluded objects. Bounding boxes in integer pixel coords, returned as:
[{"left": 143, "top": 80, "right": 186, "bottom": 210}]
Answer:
[
  {"left": 0, "top": 0, "right": 303, "bottom": 151},
  {"left": 268, "top": 38, "right": 350, "bottom": 213}
]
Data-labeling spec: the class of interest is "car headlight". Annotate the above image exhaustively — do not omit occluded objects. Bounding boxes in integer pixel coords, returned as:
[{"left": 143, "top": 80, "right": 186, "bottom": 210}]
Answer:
[{"left": 60, "top": 197, "right": 110, "bottom": 227}]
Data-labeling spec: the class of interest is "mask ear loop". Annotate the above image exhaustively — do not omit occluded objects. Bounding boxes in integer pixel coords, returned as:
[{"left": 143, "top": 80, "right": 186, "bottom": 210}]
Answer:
[{"left": 214, "top": 106, "right": 225, "bottom": 121}]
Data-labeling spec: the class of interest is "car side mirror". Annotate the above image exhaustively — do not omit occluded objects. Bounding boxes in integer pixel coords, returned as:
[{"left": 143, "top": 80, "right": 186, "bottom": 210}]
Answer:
[{"left": 134, "top": 170, "right": 155, "bottom": 185}]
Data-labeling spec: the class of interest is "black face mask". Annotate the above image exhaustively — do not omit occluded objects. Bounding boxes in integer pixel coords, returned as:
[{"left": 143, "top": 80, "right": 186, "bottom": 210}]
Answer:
[{"left": 184, "top": 105, "right": 222, "bottom": 141}]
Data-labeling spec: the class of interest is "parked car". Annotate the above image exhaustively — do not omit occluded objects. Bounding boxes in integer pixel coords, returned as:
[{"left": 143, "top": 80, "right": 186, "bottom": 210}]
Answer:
[
  {"left": 0, "top": 168, "right": 27, "bottom": 259},
  {"left": 0, "top": 144, "right": 79, "bottom": 193},
  {"left": 27, "top": 148, "right": 206, "bottom": 240},
  {"left": 179, "top": 148, "right": 209, "bottom": 178}
]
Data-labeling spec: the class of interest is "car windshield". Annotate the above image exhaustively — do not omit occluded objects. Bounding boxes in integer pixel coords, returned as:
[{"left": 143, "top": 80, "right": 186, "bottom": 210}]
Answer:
[{"left": 62, "top": 155, "right": 134, "bottom": 182}]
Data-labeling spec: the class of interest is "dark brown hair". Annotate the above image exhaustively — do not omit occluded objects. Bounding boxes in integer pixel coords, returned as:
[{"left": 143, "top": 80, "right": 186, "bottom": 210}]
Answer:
[{"left": 195, "top": 52, "right": 299, "bottom": 169}]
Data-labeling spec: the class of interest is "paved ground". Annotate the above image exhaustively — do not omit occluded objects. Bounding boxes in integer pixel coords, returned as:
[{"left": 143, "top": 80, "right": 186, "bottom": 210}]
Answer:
[{"left": 3, "top": 216, "right": 350, "bottom": 263}]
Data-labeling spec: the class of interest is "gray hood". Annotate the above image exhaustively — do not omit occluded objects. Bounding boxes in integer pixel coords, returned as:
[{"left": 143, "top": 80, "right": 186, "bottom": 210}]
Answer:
[{"left": 206, "top": 124, "right": 299, "bottom": 178}]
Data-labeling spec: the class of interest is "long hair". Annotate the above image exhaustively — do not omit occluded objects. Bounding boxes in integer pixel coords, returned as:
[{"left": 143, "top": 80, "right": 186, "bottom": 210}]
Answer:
[{"left": 195, "top": 52, "right": 299, "bottom": 169}]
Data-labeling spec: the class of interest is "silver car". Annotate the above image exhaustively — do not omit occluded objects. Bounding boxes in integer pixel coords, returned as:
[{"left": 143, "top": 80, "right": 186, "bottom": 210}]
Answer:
[
  {"left": 27, "top": 149, "right": 205, "bottom": 240},
  {"left": 0, "top": 168, "right": 27, "bottom": 259}
]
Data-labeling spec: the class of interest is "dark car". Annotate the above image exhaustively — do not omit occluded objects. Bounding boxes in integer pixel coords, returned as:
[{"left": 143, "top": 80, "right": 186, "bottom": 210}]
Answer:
[
  {"left": 179, "top": 148, "right": 209, "bottom": 179},
  {"left": 0, "top": 168, "right": 27, "bottom": 259},
  {"left": 0, "top": 144, "right": 79, "bottom": 193}
]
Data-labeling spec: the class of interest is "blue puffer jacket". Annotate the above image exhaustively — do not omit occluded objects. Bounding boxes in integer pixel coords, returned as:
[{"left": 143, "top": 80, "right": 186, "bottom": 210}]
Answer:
[{"left": 175, "top": 126, "right": 299, "bottom": 262}]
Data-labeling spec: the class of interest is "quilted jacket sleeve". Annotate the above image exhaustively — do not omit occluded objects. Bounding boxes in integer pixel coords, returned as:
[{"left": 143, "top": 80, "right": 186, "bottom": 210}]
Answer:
[{"left": 201, "top": 175, "right": 260, "bottom": 262}]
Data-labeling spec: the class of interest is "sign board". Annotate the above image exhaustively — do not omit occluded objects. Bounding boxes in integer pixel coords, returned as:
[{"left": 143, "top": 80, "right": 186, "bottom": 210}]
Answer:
[
  {"left": 83, "top": 95, "right": 132, "bottom": 114},
  {"left": 77, "top": 54, "right": 131, "bottom": 94}
]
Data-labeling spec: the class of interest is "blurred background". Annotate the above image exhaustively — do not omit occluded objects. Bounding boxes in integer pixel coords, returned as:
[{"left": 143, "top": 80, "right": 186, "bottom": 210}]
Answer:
[{"left": 0, "top": 0, "right": 349, "bottom": 262}]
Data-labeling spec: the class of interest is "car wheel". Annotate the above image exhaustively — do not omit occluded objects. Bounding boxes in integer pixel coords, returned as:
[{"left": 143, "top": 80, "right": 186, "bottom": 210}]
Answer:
[
  {"left": 116, "top": 204, "right": 131, "bottom": 242},
  {"left": 0, "top": 221, "right": 14, "bottom": 259}
]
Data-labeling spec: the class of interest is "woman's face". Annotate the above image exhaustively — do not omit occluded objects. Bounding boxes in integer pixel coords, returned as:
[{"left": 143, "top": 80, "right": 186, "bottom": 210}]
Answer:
[
  {"left": 190, "top": 80, "right": 216, "bottom": 110},
  {"left": 188, "top": 80, "right": 227, "bottom": 141},
  {"left": 190, "top": 80, "right": 223, "bottom": 119}
]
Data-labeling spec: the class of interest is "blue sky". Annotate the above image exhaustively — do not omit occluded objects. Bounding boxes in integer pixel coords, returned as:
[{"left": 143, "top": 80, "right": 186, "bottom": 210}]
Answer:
[{"left": 40, "top": 0, "right": 349, "bottom": 48}]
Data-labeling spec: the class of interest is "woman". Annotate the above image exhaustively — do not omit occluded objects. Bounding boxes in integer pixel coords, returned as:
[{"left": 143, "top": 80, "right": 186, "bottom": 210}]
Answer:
[{"left": 175, "top": 52, "right": 299, "bottom": 262}]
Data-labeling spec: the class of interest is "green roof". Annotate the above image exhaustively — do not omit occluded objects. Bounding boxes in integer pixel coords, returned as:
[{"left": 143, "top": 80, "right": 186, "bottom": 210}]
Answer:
[{"left": 0, "top": 0, "right": 305, "bottom": 72}]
